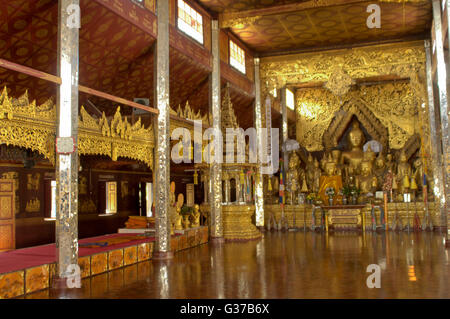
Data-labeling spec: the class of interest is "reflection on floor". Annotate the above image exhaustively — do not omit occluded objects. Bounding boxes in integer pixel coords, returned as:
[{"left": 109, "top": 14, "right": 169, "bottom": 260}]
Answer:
[{"left": 25, "top": 232, "right": 450, "bottom": 299}]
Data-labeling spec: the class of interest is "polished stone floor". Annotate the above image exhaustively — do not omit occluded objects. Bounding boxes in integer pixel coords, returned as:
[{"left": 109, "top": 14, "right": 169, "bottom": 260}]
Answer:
[{"left": 26, "top": 231, "right": 450, "bottom": 299}]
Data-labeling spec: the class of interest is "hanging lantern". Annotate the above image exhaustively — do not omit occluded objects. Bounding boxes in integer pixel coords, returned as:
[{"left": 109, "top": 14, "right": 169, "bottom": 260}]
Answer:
[{"left": 193, "top": 170, "right": 198, "bottom": 185}]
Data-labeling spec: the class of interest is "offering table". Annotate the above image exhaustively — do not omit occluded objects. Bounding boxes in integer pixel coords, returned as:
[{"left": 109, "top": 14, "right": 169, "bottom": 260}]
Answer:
[{"left": 321, "top": 205, "right": 366, "bottom": 232}]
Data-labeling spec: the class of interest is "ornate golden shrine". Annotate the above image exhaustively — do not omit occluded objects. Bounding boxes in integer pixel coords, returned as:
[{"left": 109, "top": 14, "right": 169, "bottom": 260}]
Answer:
[
  {"left": 260, "top": 41, "right": 432, "bottom": 175},
  {"left": 0, "top": 86, "right": 155, "bottom": 168}
]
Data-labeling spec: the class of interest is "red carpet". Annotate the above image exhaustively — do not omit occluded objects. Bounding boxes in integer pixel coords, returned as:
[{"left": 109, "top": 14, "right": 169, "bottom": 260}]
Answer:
[{"left": 0, "top": 233, "right": 156, "bottom": 274}]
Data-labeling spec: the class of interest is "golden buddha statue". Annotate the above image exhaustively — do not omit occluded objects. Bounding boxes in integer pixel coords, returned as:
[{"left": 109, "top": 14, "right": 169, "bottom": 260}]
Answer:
[
  {"left": 313, "top": 159, "right": 321, "bottom": 193},
  {"left": 287, "top": 152, "right": 301, "bottom": 204},
  {"left": 331, "top": 149, "right": 344, "bottom": 177},
  {"left": 305, "top": 153, "right": 315, "bottom": 192},
  {"left": 386, "top": 153, "right": 396, "bottom": 173},
  {"left": 175, "top": 207, "right": 183, "bottom": 230},
  {"left": 356, "top": 160, "right": 378, "bottom": 198},
  {"left": 413, "top": 157, "right": 425, "bottom": 197},
  {"left": 363, "top": 144, "right": 376, "bottom": 164},
  {"left": 374, "top": 153, "right": 387, "bottom": 187},
  {"left": 318, "top": 154, "right": 343, "bottom": 203},
  {"left": 190, "top": 204, "right": 201, "bottom": 228},
  {"left": 396, "top": 150, "right": 412, "bottom": 194},
  {"left": 342, "top": 122, "right": 365, "bottom": 176}
]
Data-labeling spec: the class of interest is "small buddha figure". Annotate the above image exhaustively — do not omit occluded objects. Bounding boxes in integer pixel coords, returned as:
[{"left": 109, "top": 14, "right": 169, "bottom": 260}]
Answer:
[
  {"left": 305, "top": 153, "right": 316, "bottom": 191},
  {"left": 386, "top": 153, "right": 396, "bottom": 173},
  {"left": 287, "top": 152, "right": 301, "bottom": 204},
  {"left": 342, "top": 122, "right": 366, "bottom": 176},
  {"left": 182, "top": 212, "right": 191, "bottom": 229},
  {"left": 413, "top": 157, "right": 425, "bottom": 199},
  {"left": 331, "top": 149, "right": 344, "bottom": 178},
  {"left": 363, "top": 144, "right": 376, "bottom": 164},
  {"left": 374, "top": 153, "right": 387, "bottom": 188},
  {"left": 396, "top": 150, "right": 412, "bottom": 194},
  {"left": 320, "top": 153, "right": 328, "bottom": 171},
  {"left": 175, "top": 207, "right": 183, "bottom": 230},
  {"left": 356, "top": 160, "right": 378, "bottom": 198},
  {"left": 318, "top": 154, "right": 343, "bottom": 203},
  {"left": 313, "top": 159, "right": 321, "bottom": 193},
  {"left": 190, "top": 204, "right": 201, "bottom": 228}
]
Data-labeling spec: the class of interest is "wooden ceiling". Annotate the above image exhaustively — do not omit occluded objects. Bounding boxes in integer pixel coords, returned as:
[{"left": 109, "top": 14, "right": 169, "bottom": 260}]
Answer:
[
  {"left": 198, "top": 0, "right": 432, "bottom": 55},
  {"left": 0, "top": 0, "right": 250, "bottom": 127}
]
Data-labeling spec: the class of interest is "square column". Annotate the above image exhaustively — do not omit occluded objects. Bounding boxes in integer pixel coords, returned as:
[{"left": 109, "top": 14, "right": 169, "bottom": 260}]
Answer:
[
  {"left": 153, "top": 0, "right": 172, "bottom": 259},
  {"left": 54, "top": 0, "right": 80, "bottom": 283},
  {"left": 254, "top": 58, "right": 264, "bottom": 227},
  {"left": 210, "top": 20, "right": 223, "bottom": 241},
  {"left": 432, "top": 0, "right": 450, "bottom": 240},
  {"left": 424, "top": 40, "right": 446, "bottom": 231}
]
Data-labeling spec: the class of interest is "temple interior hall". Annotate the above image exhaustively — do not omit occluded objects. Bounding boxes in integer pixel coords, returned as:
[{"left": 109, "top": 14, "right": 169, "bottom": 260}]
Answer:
[{"left": 0, "top": 0, "right": 449, "bottom": 300}]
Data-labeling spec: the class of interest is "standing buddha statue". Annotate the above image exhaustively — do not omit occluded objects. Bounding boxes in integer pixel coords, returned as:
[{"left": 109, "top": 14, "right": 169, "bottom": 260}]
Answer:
[
  {"left": 396, "top": 150, "right": 412, "bottom": 195},
  {"left": 287, "top": 152, "right": 301, "bottom": 204},
  {"left": 305, "top": 153, "right": 315, "bottom": 192},
  {"left": 374, "top": 153, "right": 387, "bottom": 188},
  {"left": 313, "top": 159, "right": 321, "bottom": 193}
]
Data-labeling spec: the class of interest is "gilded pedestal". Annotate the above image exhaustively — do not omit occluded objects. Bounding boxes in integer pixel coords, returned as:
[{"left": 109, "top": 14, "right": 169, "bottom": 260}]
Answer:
[{"left": 222, "top": 205, "right": 261, "bottom": 241}]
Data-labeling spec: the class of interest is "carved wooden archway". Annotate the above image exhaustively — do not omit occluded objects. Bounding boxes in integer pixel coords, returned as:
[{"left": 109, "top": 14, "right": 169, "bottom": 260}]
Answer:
[{"left": 322, "top": 97, "right": 389, "bottom": 151}]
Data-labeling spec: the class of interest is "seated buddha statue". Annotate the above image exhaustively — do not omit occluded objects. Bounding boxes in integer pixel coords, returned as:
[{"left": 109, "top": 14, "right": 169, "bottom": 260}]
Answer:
[
  {"left": 374, "top": 153, "right": 387, "bottom": 187},
  {"left": 342, "top": 122, "right": 366, "bottom": 177},
  {"left": 396, "top": 150, "right": 412, "bottom": 194},
  {"left": 356, "top": 160, "right": 378, "bottom": 200},
  {"left": 318, "top": 154, "right": 343, "bottom": 203}
]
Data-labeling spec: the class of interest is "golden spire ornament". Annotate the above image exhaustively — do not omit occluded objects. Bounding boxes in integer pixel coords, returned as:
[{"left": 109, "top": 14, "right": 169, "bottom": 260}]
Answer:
[
  {"left": 403, "top": 174, "right": 410, "bottom": 189},
  {"left": 301, "top": 178, "right": 308, "bottom": 193}
]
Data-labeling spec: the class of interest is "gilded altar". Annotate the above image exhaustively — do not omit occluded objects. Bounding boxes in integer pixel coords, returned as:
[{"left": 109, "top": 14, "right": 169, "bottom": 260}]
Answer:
[{"left": 264, "top": 202, "right": 443, "bottom": 231}]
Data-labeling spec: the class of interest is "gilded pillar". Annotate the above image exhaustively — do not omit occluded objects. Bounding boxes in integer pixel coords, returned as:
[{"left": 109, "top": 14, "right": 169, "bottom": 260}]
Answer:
[
  {"left": 55, "top": 0, "right": 79, "bottom": 281},
  {"left": 210, "top": 20, "right": 223, "bottom": 240},
  {"left": 254, "top": 58, "right": 264, "bottom": 227},
  {"left": 280, "top": 87, "right": 288, "bottom": 173},
  {"left": 424, "top": 40, "right": 446, "bottom": 230},
  {"left": 154, "top": 0, "right": 172, "bottom": 257},
  {"left": 432, "top": 0, "right": 450, "bottom": 235},
  {"left": 236, "top": 173, "right": 242, "bottom": 203},
  {"left": 224, "top": 176, "right": 230, "bottom": 204}
]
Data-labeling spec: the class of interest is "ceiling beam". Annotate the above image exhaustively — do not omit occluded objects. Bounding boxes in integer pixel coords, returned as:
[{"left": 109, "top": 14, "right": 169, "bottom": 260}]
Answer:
[
  {"left": 219, "top": 0, "right": 368, "bottom": 28},
  {"left": 219, "top": 0, "right": 429, "bottom": 28}
]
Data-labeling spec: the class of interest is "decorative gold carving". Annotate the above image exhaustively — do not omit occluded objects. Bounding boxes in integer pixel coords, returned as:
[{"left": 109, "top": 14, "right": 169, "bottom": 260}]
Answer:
[
  {"left": 0, "top": 87, "right": 155, "bottom": 168},
  {"left": 171, "top": 101, "right": 210, "bottom": 125},
  {"left": 25, "top": 198, "right": 40, "bottom": 213},
  {"left": 79, "top": 106, "right": 154, "bottom": 168},
  {"left": 260, "top": 41, "right": 426, "bottom": 94},
  {"left": 324, "top": 67, "right": 355, "bottom": 96},
  {"left": 296, "top": 82, "right": 417, "bottom": 152},
  {"left": 221, "top": 16, "right": 262, "bottom": 28},
  {"left": 26, "top": 173, "right": 40, "bottom": 191}
]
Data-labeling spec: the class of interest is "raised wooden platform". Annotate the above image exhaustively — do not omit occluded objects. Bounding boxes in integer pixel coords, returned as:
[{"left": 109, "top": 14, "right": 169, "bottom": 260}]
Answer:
[{"left": 0, "top": 226, "right": 208, "bottom": 299}]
